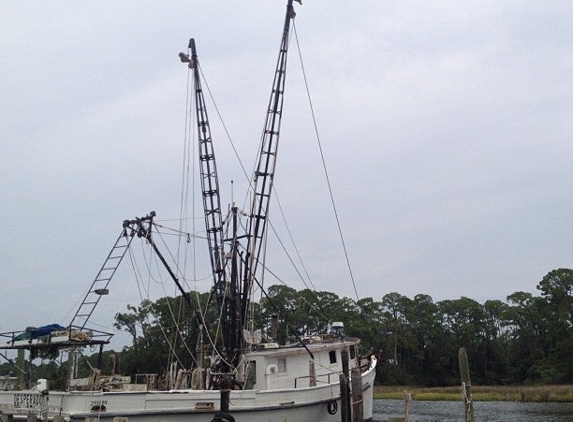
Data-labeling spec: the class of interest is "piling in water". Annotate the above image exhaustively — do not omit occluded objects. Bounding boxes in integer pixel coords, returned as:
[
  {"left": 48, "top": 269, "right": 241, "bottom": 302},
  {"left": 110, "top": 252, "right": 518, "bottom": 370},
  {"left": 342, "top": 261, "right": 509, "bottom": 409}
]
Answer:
[{"left": 458, "top": 347, "right": 475, "bottom": 422}]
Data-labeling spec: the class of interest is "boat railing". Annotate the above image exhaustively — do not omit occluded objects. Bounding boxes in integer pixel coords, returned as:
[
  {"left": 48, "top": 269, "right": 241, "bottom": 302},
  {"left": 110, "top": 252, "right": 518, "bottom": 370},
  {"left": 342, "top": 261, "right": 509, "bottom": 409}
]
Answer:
[
  {"left": 293, "top": 355, "right": 376, "bottom": 389},
  {"left": 0, "top": 325, "right": 113, "bottom": 350},
  {"left": 294, "top": 371, "right": 337, "bottom": 388}
]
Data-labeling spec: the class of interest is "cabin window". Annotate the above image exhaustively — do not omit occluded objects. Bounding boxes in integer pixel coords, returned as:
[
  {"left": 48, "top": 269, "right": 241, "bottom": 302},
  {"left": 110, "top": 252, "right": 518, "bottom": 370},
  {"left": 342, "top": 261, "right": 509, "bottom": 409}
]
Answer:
[
  {"left": 349, "top": 346, "right": 356, "bottom": 359},
  {"left": 329, "top": 350, "right": 337, "bottom": 364},
  {"left": 278, "top": 358, "right": 287, "bottom": 373}
]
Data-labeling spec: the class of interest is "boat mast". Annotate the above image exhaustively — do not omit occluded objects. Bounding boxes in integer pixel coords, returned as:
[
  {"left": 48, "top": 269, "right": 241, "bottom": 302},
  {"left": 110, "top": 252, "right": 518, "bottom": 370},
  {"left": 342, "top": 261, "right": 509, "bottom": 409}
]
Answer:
[
  {"left": 242, "top": 0, "right": 298, "bottom": 331},
  {"left": 184, "top": 39, "right": 227, "bottom": 297},
  {"left": 180, "top": 40, "right": 239, "bottom": 368}
]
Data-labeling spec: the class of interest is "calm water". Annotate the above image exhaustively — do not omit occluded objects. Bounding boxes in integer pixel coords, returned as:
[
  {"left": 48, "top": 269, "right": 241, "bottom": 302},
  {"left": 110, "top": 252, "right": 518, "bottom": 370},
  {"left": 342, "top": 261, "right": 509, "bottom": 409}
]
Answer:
[{"left": 373, "top": 399, "right": 573, "bottom": 422}]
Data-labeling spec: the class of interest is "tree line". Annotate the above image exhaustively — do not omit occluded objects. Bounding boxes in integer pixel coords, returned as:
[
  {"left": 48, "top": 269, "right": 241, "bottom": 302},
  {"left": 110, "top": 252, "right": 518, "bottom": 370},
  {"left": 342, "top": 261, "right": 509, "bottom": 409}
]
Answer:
[
  {"left": 111, "top": 268, "right": 572, "bottom": 386},
  {"left": 4, "top": 268, "right": 571, "bottom": 388}
]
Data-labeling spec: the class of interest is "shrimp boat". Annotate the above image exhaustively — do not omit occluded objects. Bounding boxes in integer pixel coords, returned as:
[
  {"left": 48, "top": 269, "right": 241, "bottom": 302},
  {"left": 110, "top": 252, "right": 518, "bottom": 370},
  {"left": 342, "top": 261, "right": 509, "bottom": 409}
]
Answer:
[{"left": 0, "top": 2, "right": 377, "bottom": 422}]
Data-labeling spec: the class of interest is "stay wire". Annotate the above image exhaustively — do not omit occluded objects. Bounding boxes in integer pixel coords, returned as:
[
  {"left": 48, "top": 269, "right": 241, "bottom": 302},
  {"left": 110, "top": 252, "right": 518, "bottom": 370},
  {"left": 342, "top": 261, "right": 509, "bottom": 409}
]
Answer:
[
  {"left": 195, "top": 61, "right": 252, "bottom": 361},
  {"left": 249, "top": 270, "right": 314, "bottom": 360},
  {"left": 293, "top": 24, "right": 376, "bottom": 346},
  {"left": 138, "top": 226, "right": 203, "bottom": 368},
  {"left": 268, "top": 214, "right": 315, "bottom": 291},
  {"left": 293, "top": 22, "right": 361, "bottom": 302},
  {"left": 157, "top": 280, "right": 198, "bottom": 369},
  {"left": 198, "top": 63, "right": 251, "bottom": 187},
  {"left": 198, "top": 29, "right": 314, "bottom": 297},
  {"left": 154, "top": 225, "right": 229, "bottom": 365},
  {"left": 180, "top": 54, "right": 207, "bottom": 358},
  {"left": 153, "top": 230, "right": 197, "bottom": 368},
  {"left": 235, "top": 241, "right": 331, "bottom": 326},
  {"left": 180, "top": 59, "right": 196, "bottom": 361}
]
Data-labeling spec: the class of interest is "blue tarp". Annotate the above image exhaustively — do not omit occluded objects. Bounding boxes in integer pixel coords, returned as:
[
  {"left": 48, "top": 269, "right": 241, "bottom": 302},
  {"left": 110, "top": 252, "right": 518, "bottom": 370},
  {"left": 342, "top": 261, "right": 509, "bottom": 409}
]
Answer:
[{"left": 31, "top": 324, "right": 66, "bottom": 339}]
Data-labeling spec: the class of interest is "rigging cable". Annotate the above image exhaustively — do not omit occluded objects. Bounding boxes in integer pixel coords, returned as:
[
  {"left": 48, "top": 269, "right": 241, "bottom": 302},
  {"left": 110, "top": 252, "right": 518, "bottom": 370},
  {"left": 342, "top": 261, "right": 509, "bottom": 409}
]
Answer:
[
  {"left": 153, "top": 224, "right": 229, "bottom": 365},
  {"left": 199, "top": 64, "right": 251, "bottom": 186},
  {"left": 197, "top": 35, "right": 313, "bottom": 297},
  {"left": 292, "top": 24, "right": 376, "bottom": 346},
  {"left": 154, "top": 229, "right": 199, "bottom": 368},
  {"left": 293, "top": 22, "right": 361, "bottom": 302},
  {"left": 180, "top": 58, "right": 214, "bottom": 370},
  {"left": 270, "top": 195, "right": 316, "bottom": 290},
  {"left": 184, "top": 61, "right": 199, "bottom": 363},
  {"left": 190, "top": 62, "right": 230, "bottom": 352},
  {"left": 236, "top": 241, "right": 331, "bottom": 325},
  {"left": 126, "top": 227, "right": 202, "bottom": 369},
  {"left": 127, "top": 242, "right": 147, "bottom": 301},
  {"left": 195, "top": 59, "right": 260, "bottom": 365},
  {"left": 248, "top": 271, "right": 314, "bottom": 360},
  {"left": 178, "top": 54, "right": 194, "bottom": 276},
  {"left": 154, "top": 223, "right": 226, "bottom": 353}
]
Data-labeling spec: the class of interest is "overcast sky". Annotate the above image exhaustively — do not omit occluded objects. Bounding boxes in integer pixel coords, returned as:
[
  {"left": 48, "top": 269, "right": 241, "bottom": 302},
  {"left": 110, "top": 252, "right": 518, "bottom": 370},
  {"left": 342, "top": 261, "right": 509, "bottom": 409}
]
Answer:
[{"left": 1, "top": 1, "right": 572, "bottom": 346}]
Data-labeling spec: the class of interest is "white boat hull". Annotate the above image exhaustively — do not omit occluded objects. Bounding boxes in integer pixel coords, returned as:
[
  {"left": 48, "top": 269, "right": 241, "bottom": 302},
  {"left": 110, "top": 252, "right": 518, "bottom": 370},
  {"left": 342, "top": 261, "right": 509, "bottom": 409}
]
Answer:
[{"left": 0, "top": 358, "right": 376, "bottom": 422}]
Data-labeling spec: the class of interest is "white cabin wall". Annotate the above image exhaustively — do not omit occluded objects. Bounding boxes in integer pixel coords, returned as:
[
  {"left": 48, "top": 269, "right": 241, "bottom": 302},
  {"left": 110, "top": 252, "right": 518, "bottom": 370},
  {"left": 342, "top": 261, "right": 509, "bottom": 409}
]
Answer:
[{"left": 249, "top": 343, "right": 358, "bottom": 390}]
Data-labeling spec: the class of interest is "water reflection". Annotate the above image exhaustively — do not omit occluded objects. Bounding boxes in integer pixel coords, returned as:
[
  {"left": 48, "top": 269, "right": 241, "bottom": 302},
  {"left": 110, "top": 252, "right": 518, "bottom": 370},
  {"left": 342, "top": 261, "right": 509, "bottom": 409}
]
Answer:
[{"left": 373, "top": 399, "right": 573, "bottom": 422}]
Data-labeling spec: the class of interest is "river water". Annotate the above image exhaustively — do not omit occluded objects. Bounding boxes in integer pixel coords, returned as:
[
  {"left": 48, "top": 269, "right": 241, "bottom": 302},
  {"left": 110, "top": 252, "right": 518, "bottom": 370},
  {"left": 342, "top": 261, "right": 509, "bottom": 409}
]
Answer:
[{"left": 373, "top": 399, "right": 573, "bottom": 422}]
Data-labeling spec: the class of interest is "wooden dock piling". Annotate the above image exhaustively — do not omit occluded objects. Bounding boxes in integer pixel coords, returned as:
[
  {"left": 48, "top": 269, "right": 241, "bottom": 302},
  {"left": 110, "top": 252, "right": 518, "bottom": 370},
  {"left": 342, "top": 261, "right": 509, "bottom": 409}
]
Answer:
[{"left": 458, "top": 347, "right": 475, "bottom": 422}]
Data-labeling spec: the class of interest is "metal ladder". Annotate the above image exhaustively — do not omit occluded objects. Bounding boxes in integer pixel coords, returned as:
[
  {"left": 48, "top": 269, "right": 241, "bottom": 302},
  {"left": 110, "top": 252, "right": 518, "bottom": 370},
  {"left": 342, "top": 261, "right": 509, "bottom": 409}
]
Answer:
[{"left": 70, "top": 228, "right": 134, "bottom": 330}]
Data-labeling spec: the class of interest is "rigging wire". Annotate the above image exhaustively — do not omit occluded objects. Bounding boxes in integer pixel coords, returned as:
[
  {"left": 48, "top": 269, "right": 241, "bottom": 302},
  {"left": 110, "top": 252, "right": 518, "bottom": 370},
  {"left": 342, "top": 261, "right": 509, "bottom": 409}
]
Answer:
[
  {"left": 195, "top": 27, "right": 315, "bottom": 297},
  {"left": 154, "top": 229, "right": 198, "bottom": 367},
  {"left": 235, "top": 241, "right": 331, "bottom": 325},
  {"left": 293, "top": 22, "right": 361, "bottom": 302},
  {"left": 176, "top": 62, "right": 195, "bottom": 370},
  {"left": 128, "top": 242, "right": 146, "bottom": 301},
  {"left": 123, "top": 231, "right": 200, "bottom": 369},
  {"left": 191, "top": 60, "right": 254, "bottom": 363},
  {"left": 174, "top": 56, "right": 218, "bottom": 373},
  {"left": 155, "top": 221, "right": 201, "bottom": 233},
  {"left": 271, "top": 193, "right": 316, "bottom": 290},
  {"left": 198, "top": 24, "right": 332, "bottom": 336},
  {"left": 198, "top": 64, "right": 251, "bottom": 187},
  {"left": 267, "top": 217, "right": 314, "bottom": 290},
  {"left": 291, "top": 25, "right": 376, "bottom": 348},
  {"left": 178, "top": 55, "right": 194, "bottom": 274},
  {"left": 154, "top": 224, "right": 226, "bottom": 357},
  {"left": 138, "top": 237, "right": 169, "bottom": 287},
  {"left": 171, "top": 25, "right": 344, "bottom": 359},
  {"left": 190, "top": 61, "right": 223, "bottom": 347},
  {"left": 186, "top": 60, "right": 213, "bottom": 342}
]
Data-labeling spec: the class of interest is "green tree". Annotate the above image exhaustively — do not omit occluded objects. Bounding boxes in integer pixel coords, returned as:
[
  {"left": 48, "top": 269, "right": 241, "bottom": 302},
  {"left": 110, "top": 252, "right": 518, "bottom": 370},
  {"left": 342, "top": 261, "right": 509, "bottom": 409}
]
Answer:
[
  {"left": 534, "top": 269, "right": 573, "bottom": 383},
  {"left": 438, "top": 297, "right": 486, "bottom": 384},
  {"left": 481, "top": 299, "right": 511, "bottom": 383},
  {"left": 113, "top": 291, "right": 214, "bottom": 378},
  {"left": 403, "top": 294, "right": 450, "bottom": 386},
  {"left": 103, "top": 268, "right": 573, "bottom": 386},
  {"left": 506, "top": 291, "right": 550, "bottom": 383},
  {"left": 376, "top": 292, "right": 413, "bottom": 385}
]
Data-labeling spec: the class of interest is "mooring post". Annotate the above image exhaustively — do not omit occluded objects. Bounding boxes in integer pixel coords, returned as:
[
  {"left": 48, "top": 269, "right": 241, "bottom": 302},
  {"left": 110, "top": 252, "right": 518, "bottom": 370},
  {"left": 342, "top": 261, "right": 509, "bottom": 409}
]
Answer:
[
  {"left": 16, "top": 349, "right": 25, "bottom": 390},
  {"left": 404, "top": 390, "right": 412, "bottom": 422},
  {"left": 220, "top": 374, "right": 231, "bottom": 413},
  {"left": 340, "top": 348, "right": 351, "bottom": 422},
  {"left": 339, "top": 373, "right": 350, "bottom": 422},
  {"left": 458, "top": 347, "right": 475, "bottom": 422},
  {"left": 351, "top": 367, "right": 363, "bottom": 422}
]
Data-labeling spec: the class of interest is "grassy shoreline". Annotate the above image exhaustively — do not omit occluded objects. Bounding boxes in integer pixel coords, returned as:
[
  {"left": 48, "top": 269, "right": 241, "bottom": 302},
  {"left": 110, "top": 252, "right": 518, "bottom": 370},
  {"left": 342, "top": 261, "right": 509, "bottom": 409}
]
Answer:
[{"left": 373, "top": 385, "right": 573, "bottom": 402}]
